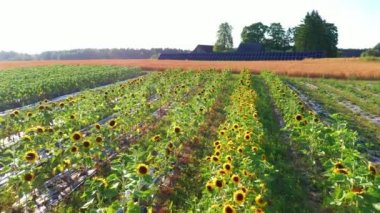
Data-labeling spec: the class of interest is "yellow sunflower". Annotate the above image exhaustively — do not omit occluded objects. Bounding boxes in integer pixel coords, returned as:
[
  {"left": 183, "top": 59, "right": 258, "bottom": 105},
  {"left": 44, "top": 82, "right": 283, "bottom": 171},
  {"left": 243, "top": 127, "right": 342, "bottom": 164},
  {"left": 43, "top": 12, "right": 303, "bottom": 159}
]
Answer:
[
  {"left": 255, "top": 194, "right": 267, "bottom": 207},
  {"left": 231, "top": 174, "right": 240, "bottom": 184},
  {"left": 24, "top": 151, "right": 39, "bottom": 163},
  {"left": 233, "top": 190, "right": 246, "bottom": 205},
  {"left": 136, "top": 164, "right": 149, "bottom": 176},
  {"left": 223, "top": 204, "right": 236, "bottom": 213},
  {"left": 71, "top": 131, "right": 82, "bottom": 141}
]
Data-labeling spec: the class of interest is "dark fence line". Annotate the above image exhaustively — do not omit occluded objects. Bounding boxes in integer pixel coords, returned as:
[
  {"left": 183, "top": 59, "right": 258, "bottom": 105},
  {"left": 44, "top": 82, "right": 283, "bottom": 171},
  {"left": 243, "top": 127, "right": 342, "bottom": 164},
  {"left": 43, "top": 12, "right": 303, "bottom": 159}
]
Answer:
[{"left": 158, "top": 52, "right": 324, "bottom": 61}]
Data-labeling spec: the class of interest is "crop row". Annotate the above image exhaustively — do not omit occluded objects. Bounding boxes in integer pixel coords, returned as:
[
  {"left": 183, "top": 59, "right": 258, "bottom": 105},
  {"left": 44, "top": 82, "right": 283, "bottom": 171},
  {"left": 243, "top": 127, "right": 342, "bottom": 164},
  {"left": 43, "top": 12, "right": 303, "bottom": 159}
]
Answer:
[
  {"left": 0, "top": 65, "right": 142, "bottom": 111},
  {"left": 262, "top": 72, "right": 380, "bottom": 212}
]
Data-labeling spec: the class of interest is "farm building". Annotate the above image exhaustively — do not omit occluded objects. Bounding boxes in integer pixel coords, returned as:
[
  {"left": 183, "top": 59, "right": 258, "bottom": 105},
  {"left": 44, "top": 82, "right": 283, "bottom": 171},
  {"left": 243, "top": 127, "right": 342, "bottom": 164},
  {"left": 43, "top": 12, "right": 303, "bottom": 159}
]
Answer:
[{"left": 192, "top": 45, "right": 214, "bottom": 53}]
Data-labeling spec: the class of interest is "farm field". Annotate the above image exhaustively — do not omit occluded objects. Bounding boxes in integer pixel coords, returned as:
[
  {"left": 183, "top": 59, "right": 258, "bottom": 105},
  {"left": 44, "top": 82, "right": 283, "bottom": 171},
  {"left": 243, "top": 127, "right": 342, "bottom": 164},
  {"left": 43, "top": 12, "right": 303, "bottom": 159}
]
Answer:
[
  {"left": 1, "top": 58, "right": 380, "bottom": 79},
  {"left": 0, "top": 66, "right": 379, "bottom": 212}
]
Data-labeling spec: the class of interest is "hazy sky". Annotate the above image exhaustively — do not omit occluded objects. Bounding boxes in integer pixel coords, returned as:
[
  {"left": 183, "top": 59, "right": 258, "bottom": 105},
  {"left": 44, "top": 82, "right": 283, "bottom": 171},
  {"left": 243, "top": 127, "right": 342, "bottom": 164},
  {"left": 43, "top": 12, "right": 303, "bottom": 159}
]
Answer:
[{"left": 0, "top": 0, "right": 379, "bottom": 54}]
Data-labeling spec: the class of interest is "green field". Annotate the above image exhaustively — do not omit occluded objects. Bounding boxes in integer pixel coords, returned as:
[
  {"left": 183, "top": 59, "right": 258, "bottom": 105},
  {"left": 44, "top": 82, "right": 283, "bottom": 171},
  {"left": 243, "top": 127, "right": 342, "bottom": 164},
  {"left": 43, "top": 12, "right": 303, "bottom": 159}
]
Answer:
[{"left": 0, "top": 66, "right": 379, "bottom": 212}]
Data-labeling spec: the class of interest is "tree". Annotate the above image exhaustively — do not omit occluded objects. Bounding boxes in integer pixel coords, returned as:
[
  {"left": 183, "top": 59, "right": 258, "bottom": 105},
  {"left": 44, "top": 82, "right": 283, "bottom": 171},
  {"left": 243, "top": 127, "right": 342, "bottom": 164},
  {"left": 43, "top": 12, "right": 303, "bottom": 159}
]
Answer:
[
  {"left": 294, "top": 10, "right": 338, "bottom": 57},
  {"left": 265, "top": 23, "right": 288, "bottom": 51},
  {"left": 361, "top": 43, "right": 380, "bottom": 57},
  {"left": 214, "top": 22, "right": 233, "bottom": 52},
  {"left": 241, "top": 22, "right": 268, "bottom": 44}
]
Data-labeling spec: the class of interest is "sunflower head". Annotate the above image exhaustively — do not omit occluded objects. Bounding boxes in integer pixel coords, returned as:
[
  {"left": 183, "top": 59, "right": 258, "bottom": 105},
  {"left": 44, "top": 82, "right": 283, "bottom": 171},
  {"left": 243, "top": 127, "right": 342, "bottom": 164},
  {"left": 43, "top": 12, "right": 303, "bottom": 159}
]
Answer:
[
  {"left": 226, "top": 155, "right": 232, "bottom": 162},
  {"left": 214, "top": 141, "right": 220, "bottom": 146},
  {"left": 214, "top": 178, "right": 224, "bottom": 189},
  {"left": 237, "top": 146, "right": 243, "bottom": 154},
  {"left": 218, "top": 169, "right": 227, "bottom": 176},
  {"left": 95, "top": 123, "right": 101, "bottom": 130},
  {"left": 333, "top": 168, "right": 349, "bottom": 175},
  {"left": 25, "top": 151, "right": 39, "bottom": 163},
  {"left": 220, "top": 130, "right": 226, "bottom": 136},
  {"left": 152, "top": 135, "right": 161, "bottom": 142},
  {"left": 108, "top": 119, "right": 117, "bottom": 128},
  {"left": 206, "top": 181, "right": 214, "bottom": 192},
  {"left": 233, "top": 190, "right": 246, "bottom": 204},
  {"left": 24, "top": 173, "right": 34, "bottom": 182},
  {"left": 96, "top": 136, "right": 103, "bottom": 143},
  {"left": 368, "top": 164, "right": 377, "bottom": 175},
  {"left": 71, "top": 146, "right": 79, "bottom": 153},
  {"left": 83, "top": 140, "right": 91, "bottom": 148},
  {"left": 27, "top": 112, "right": 33, "bottom": 117},
  {"left": 223, "top": 204, "right": 236, "bottom": 213},
  {"left": 334, "top": 162, "right": 345, "bottom": 169},
  {"left": 174, "top": 127, "right": 181, "bottom": 133},
  {"left": 244, "top": 134, "right": 251, "bottom": 141},
  {"left": 295, "top": 114, "right": 303, "bottom": 121},
  {"left": 231, "top": 174, "right": 240, "bottom": 184},
  {"left": 233, "top": 124, "right": 239, "bottom": 129},
  {"left": 136, "top": 164, "right": 149, "bottom": 176},
  {"left": 211, "top": 155, "right": 220, "bottom": 163},
  {"left": 223, "top": 163, "right": 232, "bottom": 172},
  {"left": 215, "top": 151, "right": 221, "bottom": 156},
  {"left": 255, "top": 194, "right": 267, "bottom": 207},
  {"left": 71, "top": 131, "right": 82, "bottom": 141},
  {"left": 352, "top": 186, "right": 365, "bottom": 195}
]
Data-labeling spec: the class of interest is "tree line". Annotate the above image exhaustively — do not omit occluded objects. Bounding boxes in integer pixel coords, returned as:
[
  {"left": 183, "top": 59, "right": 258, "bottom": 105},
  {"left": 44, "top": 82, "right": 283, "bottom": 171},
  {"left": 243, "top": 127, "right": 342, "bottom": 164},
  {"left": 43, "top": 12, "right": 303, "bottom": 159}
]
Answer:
[
  {"left": 215, "top": 10, "right": 340, "bottom": 57},
  {"left": 0, "top": 48, "right": 190, "bottom": 61}
]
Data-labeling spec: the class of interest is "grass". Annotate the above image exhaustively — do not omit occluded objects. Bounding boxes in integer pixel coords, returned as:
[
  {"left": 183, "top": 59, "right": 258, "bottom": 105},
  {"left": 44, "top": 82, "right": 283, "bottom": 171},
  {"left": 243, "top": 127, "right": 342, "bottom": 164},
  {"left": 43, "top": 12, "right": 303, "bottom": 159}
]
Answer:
[
  {"left": 287, "top": 78, "right": 380, "bottom": 151},
  {"left": 251, "top": 75, "right": 313, "bottom": 212}
]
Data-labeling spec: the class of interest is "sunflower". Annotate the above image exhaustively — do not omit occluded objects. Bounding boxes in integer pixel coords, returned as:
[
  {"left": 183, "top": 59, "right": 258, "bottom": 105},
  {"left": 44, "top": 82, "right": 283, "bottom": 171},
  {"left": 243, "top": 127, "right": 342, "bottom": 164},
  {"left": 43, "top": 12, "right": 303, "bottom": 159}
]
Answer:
[
  {"left": 212, "top": 155, "right": 220, "bottom": 163},
  {"left": 63, "top": 159, "right": 71, "bottom": 167},
  {"left": 167, "top": 142, "right": 174, "bottom": 150},
  {"left": 250, "top": 206, "right": 265, "bottom": 213},
  {"left": 59, "top": 102, "right": 65, "bottom": 108},
  {"left": 352, "top": 186, "right": 365, "bottom": 195},
  {"left": 231, "top": 174, "right": 240, "bottom": 184},
  {"left": 214, "top": 178, "right": 224, "bottom": 189},
  {"left": 215, "top": 144, "right": 222, "bottom": 150},
  {"left": 22, "top": 136, "right": 32, "bottom": 142},
  {"left": 152, "top": 135, "right": 161, "bottom": 142},
  {"left": 71, "top": 146, "right": 79, "bottom": 153},
  {"left": 333, "top": 168, "right": 348, "bottom": 175},
  {"left": 237, "top": 146, "right": 243, "bottom": 154},
  {"left": 223, "top": 204, "right": 236, "bottom": 213},
  {"left": 70, "top": 114, "right": 75, "bottom": 120},
  {"left": 244, "top": 134, "right": 251, "bottom": 141},
  {"left": 174, "top": 127, "right": 181, "bottom": 133},
  {"left": 93, "top": 177, "right": 109, "bottom": 188},
  {"left": 241, "top": 186, "right": 248, "bottom": 194},
  {"left": 218, "top": 169, "right": 227, "bottom": 176},
  {"left": 226, "top": 155, "right": 232, "bottom": 162},
  {"left": 233, "top": 124, "right": 239, "bottom": 129},
  {"left": 206, "top": 181, "right": 214, "bottom": 192},
  {"left": 71, "top": 131, "right": 82, "bottom": 141},
  {"left": 215, "top": 151, "right": 221, "bottom": 156},
  {"left": 25, "top": 151, "right": 39, "bottom": 163},
  {"left": 95, "top": 123, "right": 101, "bottom": 130},
  {"left": 252, "top": 146, "right": 258, "bottom": 152},
  {"left": 295, "top": 114, "right": 303, "bottom": 121},
  {"left": 108, "top": 119, "right": 117, "bottom": 128},
  {"left": 96, "top": 136, "right": 103, "bottom": 143},
  {"left": 255, "top": 194, "right": 267, "bottom": 207},
  {"left": 233, "top": 190, "right": 246, "bottom": 204},
  {"left": 223, "top": 163, "right": 232, "bottom": 172},
  {"left": 27, "top": 112, "right": 33, "bottom": 117},
  {"left": 368, "top": 164, "right": 377, "bottom": 175},
  {"left": 136, "top": 164, "right": 149, "bottom": 175},
  {"left": 220, "top": 130, "right": 226, "bottom": 136},
  {"left": 36, "top": 126, "right": 44, "bottom": 134},
  {"left": 83, "top": 140, "right": 91, "bottom": 148},
  {"left": 214, "top": 141, "right": 220, "bottom": 146},
  {"left": 24, "top": 173, "right": 34, "bottom": 182},
  {"left": 334, "top": 162, "right": 345, "bottom": 169}
]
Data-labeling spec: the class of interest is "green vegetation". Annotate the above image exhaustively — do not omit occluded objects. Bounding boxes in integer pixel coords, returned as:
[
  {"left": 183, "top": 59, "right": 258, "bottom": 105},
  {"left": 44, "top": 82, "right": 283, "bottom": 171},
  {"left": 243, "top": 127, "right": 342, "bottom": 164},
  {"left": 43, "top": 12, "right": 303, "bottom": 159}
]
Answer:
[
  {"left": 0, "top": 65, "right": 142, "bottom": 111},
  {"left": 214, "top": 22, "right": 234, "bottom": 52},
  {"left": 0, "top": 67, "right": 379, "bottom": 212},
  {"left": 286, "top": 77, "right": 380, "bottom": 149},
  {"left": 295, "top": 10, "right": 338, "bottom": 57}
]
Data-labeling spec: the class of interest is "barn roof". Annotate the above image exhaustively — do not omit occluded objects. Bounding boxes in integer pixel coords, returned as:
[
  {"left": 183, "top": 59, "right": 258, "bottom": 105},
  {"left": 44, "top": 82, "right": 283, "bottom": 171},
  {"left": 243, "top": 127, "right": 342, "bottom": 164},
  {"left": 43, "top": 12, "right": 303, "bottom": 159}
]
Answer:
[
  {"left": 193, "top": 45, "right": 214, "bottom": 53},
  {"left": 237, "top": 42, "right": 265, "bottom": 52}
]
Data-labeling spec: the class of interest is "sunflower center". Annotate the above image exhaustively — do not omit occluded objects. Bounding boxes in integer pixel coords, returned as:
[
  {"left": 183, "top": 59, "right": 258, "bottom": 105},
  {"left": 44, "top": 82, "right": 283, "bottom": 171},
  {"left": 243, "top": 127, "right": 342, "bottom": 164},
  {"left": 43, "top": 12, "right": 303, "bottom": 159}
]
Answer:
[
  {"left": 225, "top": 206, "right": 233, "bottom": 213},
  {"left": 236, "top": 193, "right": 244, "bottom": 201},
  {"left": 139, "top": 166, "right": 148, "bottom": 174},
  {"left": 216, "top": 180, "right": 223, "bottom": 188},
  {"left": 26, "top": 153, "right": 36, "bottom": 160}
]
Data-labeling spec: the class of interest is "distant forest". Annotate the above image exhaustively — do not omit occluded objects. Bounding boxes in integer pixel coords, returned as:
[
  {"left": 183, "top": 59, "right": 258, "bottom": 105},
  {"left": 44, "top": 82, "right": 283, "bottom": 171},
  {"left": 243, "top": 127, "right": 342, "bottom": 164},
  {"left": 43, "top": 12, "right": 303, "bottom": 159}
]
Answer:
[{"left": 0, "top": 48, "right": 190, "bottom": 61}]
